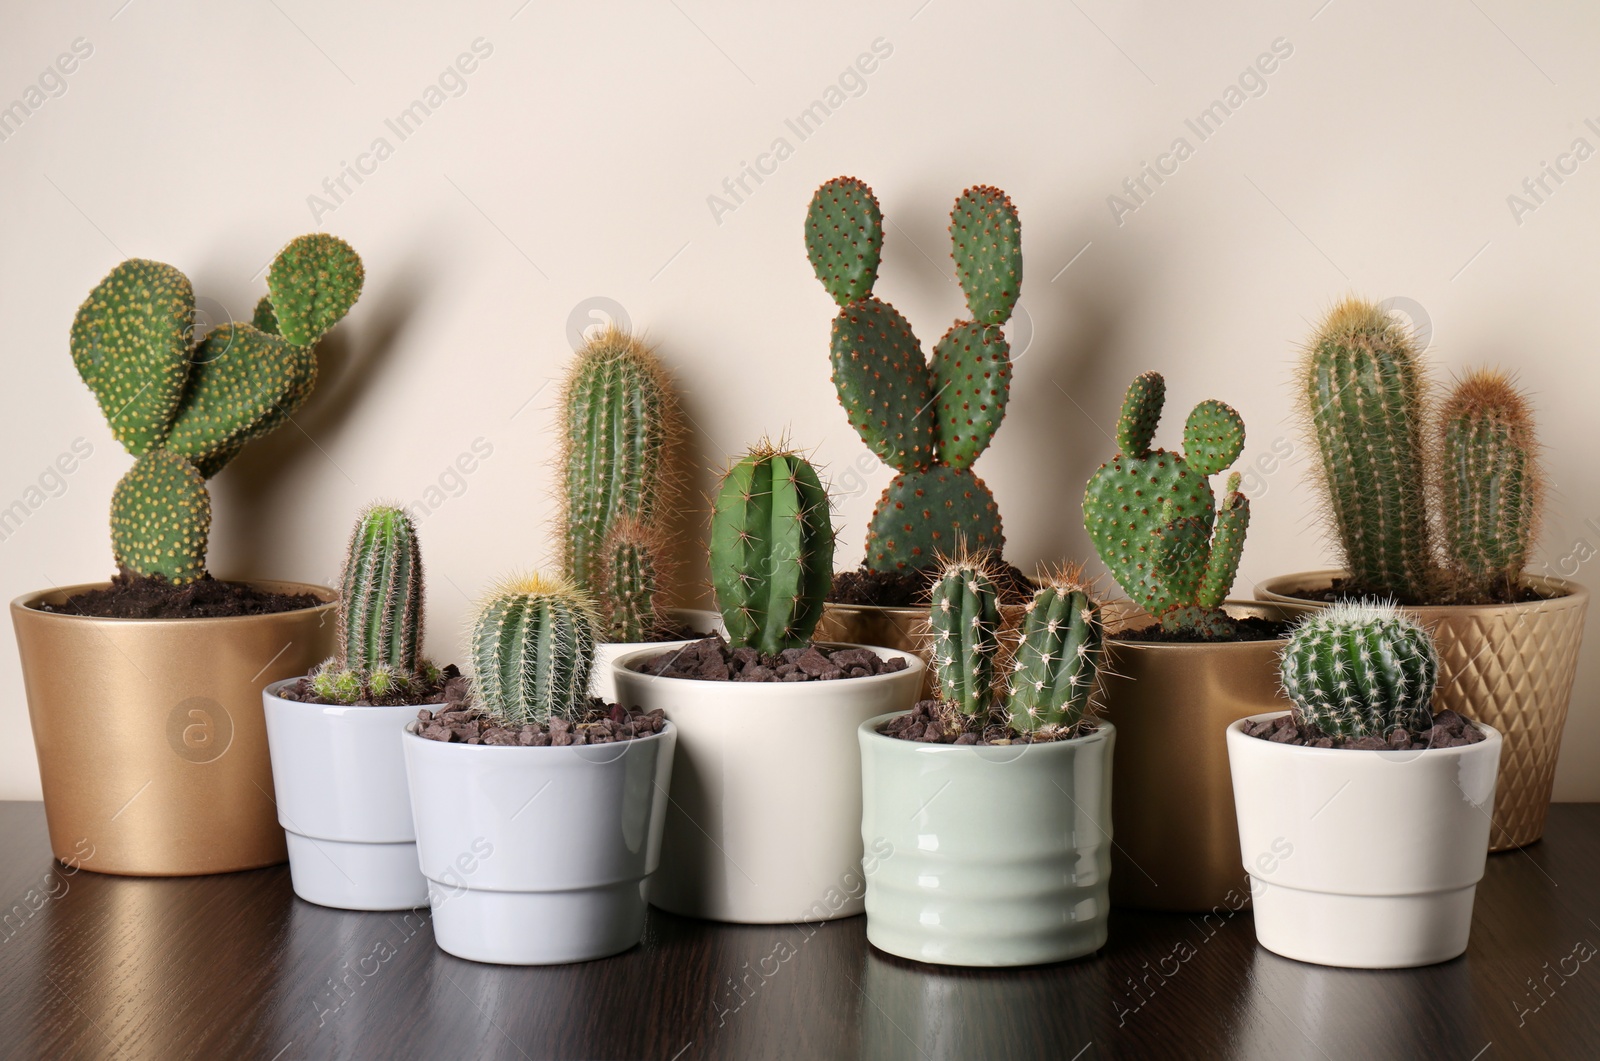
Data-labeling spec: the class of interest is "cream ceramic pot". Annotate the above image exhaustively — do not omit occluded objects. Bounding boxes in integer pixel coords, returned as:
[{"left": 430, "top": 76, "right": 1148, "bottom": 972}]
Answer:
[{"left": 589, "top": 608, "right": 723, "bottom": 703}]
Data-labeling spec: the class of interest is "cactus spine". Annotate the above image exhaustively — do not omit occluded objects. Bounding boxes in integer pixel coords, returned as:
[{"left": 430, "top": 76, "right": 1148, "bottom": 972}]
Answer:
[
  {"left": 928, "top": 561, "right": 1003, "bottom": 718},
  {"left": 1279, "top": 601, "right": 1438, "bottom": 738},
  {"left": 808, "top": 178, "right": 1019, "bottom": 573},
  {"left": 470, "top": 575, "right": 600, "bottom": 725},
  {"left": 1083, "top": 372, "right": 1250, "bottom": 640},
  {"left": 709, "top": 444, "right": 835, "bottom": 656},
  {"left": 1438, "top": 370, "right": 1542, "bottom": 603},
  {"left": 1008, "top": 574, "right": 1103, "bottom": 732},
  {"left": 71, "top": 235, "right": 363, "bottom": 583}
]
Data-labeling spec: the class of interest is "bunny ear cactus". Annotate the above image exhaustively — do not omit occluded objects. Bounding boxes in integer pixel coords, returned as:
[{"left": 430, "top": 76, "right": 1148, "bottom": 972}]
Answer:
[
  {"left": 1007, "top": 571, "right": 1104, "bottom": 733},
  {"left": 470, "top": 575, "right": 600, "bottom": 725},
  {"left": 1083, "top": 372, "right": 1251, "bottom": 640},
  {"left": 710, "top": 444, "right": 835, "bottom": 656},
  {"left": 71, "top": 235, "right": 363, "bottom": 583},
  {"left": 808, "top": 177, "right": 1019, "bottom": 574},
  {"left": 1279, "top": 601, "right": 1438, "bottom": 738}
]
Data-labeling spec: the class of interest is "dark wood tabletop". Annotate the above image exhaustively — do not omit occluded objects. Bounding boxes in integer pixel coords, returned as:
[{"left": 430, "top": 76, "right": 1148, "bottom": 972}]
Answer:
[{"left": 1, "top": 801, "right": 1596, "bottom": 1060}]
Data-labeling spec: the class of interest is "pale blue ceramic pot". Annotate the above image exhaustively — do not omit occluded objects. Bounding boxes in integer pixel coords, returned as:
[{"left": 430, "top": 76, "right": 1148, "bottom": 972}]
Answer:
[{"left": 858, "top": 713, "right": 1115, "bottom": 967}]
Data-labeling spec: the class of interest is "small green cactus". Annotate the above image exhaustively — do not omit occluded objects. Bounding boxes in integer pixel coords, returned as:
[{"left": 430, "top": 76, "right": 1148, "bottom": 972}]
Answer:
[
  {"left": 808, "top": 177, "right": 1020, "bottom": 574},
  {"left": 72, "top": 235, "right": 363, "bottom": 583},
  {"left": 928, "top": 560, "right": 1003, "bottom": 719},
  {"left": 470, "top": 575, "right": 600, "bottom": 724},
  {"left": 1083, "top": 372, "right": 1250, "bottom": 639},
  {"left": 1007, "top": 573, "right": 1104, "bottom": 733},
  {"left": 1279, "top": 601, "right": 1437, "bottom": 738},
  {"left": 601, "top": 517, "right": 663, "bottom": 644},
  {"left": 339, "top": 504, "right": 425, "bottom": 677},
  {"left": 709, "top": 444, "right": 835, "bottom": 656}
]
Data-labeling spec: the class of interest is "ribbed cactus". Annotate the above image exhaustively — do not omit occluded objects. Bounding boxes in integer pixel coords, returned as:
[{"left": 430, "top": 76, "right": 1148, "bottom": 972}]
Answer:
[
  {"left": 1298, "top": 299, "right": 1433, "bottom": 601},
  {"left": 1279, "top": 601, "right": 1438, "bottom": 738},
  {"left": 339, "top": 504, "right": 425, "bottom": 675},
  {"left": 558, "top": 327, "right": 679, "bottom": 633},
  {"left": 1438, "top": 370, "right": 1543, "bottom": 603},
  {"left": 808, "top": 177, "right": 1020, "bottom": 573},
  {"left": 1008, "top": 575, "right": 1104, "bottom": 732},
  {"left": 928, "top": 560, "right": 1003, "bottom": 718},
  {"left": 601, "top": 517, "right": 662, "bottom": 644},
  {"left": 709, "top": 444, "right": 835, "bottom": 656},
  {"left": 1083, "top": 372, "right": 1250, "bottom": 640},
  {"left": 71, "top": 235, "right": 363, "bottom": 583},
  {"left": 470, "top": 575, "right": 600, "bottom": 725}
]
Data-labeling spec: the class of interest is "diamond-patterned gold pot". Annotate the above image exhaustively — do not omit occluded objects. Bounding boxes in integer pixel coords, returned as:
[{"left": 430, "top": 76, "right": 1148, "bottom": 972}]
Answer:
[{"left": 1256, "top": 570, "right": 1588, "bottom": 851}]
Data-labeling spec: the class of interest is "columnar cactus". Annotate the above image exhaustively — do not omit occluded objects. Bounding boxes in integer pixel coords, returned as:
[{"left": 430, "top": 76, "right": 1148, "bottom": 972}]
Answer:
[
  {"left": 557, "top": 327, "right": 680, "bottom": 636},
  {"left": 601, "top": 517, "right": 663, "bottom": 644},
  {"left": 71, "top": 234, "right": 363, "bottom": 583},
  {"left": 928, "top": 560, "right": 1003, "bottom": 718},
  {"left": 470, "top": 575, "right": 600, "bottom": 725},
  {"left": 1083, "top": 372, "right": 1251, "bottom": 640},
  {"left": 1298, "top": 299, "right": 1433, "bottom": 601},
  {"left": 709, "top": 444, "right": 835, "bottom": 656},
  {"left": 1437, "top": 370, "right": 1542, "bottom": 603},
  {"left": 1008, "top": 574, "right": 1103, "bottom": 732},
  {"left": 1279, "top": 601, "right": 1438, "bottom": 738},
  {"left": 807, "top": 177, "right": 1018, "bottom": 573}
]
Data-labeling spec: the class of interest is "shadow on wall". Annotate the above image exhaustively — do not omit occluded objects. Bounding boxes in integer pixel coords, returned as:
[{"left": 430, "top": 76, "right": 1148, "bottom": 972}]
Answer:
[{"left": 662, "top": 357, "right": 718, "bottom": 611}]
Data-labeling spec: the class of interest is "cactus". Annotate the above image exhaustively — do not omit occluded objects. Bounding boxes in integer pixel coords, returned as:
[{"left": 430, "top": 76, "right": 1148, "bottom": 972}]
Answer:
[
  {"left": 1279, "top": 601, "right": 1438, "bottom": 738},
  {"left": 1438, "top": 370, "right": 1543, "bottom": 603},
  {"left": 558, "top": 327, "right": 679, "bottom": 630},
  {"left": 601, "top": 517, "right": 663, "bottom": 644},
  {"left": 1083, "top": 372, "right": 1250, "bottom": 639},
  {"left": 928, "top": 559, "right": 1003, "bottom": 718},
  {"left": 709, "top": 444, "right": 835, "bottom": 656},
  {"left": 1298, "top": 298, "right": 1433, "bottom": 601},
  {"left": 808, "top": 177, "right": 1020, "bottom": 574},
  {"left": 470, "top": 575, "right": 600, "bottom": 725},
  {"left": 72, "top": 235, "right": 363, "bottom": 583},
  {"left": 339, "top": 504, "right": 425, "bottom": 676},
  {"left": 1008, "top": 572, "right": 1104, "bottom": 732}
]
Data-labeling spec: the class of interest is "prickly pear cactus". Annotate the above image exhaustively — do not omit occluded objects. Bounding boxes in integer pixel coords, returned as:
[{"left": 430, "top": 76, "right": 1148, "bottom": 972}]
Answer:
[
  {"left": 709, "top": 445, "right": 835, "bottom": 655},
  {"left": 806, "top": 177, "right": 882, "bottom": 306},
  {"left": 470, "top": 575, "right": 600, "bottom": 724},
  {"left": 828, "top": 297, "right": 935, "bottom": 473},
  {"left": 265, "top": 233, "right": 365, "bottom": 348},
  {"left": 865, "top": 465, "right": 1003, "bottom": 572},
  {"left": 1008, "top": 574, "right": 1104, "bottom": 732},
  {"left": 949, "top": 185, "right": 1022, "bottom": 326},
  {"left": 1279, "top": 601, "right": 1437, "bottom": 738},
  {"left": 928, "top": 559, "right": 1003, "bottom": 718},
  {"left": 109, "top": 450, "right": 211, "bottom": 584}
]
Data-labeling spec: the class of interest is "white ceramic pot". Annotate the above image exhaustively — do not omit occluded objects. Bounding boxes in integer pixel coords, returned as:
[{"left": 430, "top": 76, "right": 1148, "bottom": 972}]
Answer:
[
  {"left": 401, "top": 720, "right": 676, "bottom": 964},
  {"left": 859, "top": 713, "right": 1115, "bottom": 967},
  {"left": 611, "top": 644, "right": 923, "bottom": 924},
  {"left": 262, "top": 679, "right": 430, "bottom": 911},
  {"left": 1226, "top": 711, "right": 1502, "bottom": 968},
  {"left": 589, "top": 607, "right": 724, "bottom": 703}
]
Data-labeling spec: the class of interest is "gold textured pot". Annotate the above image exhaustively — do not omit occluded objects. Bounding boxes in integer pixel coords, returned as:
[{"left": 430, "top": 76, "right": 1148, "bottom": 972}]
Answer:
[
  {"left": 1256, "top": 570, "right": 1589, "bottom": 851},
  {"left": 817, "top": 601, "right": 1028, "bottom": 699},
  {"left": 12, "top": 581, "right": 336, "bottom": 876},
  {"left": 1099, "top": 600, "right": 1313, "bottom": 912}
]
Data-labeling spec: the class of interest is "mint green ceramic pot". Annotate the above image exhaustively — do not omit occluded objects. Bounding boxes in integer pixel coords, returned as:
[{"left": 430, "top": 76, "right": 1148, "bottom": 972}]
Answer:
[{"left": 858, "top": 713, "right": 1115, "bottom": 967}]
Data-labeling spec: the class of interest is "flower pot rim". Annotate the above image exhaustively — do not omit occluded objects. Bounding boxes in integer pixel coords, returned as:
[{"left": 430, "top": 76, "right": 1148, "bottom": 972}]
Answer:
[
  {"left": 1103, "top": 598, "right": 1315, "bottom": 650},
  {"left": 401, "top": 717, "right": 675, "bottom": 753},
  {"left": 1226, "top": 710, "right": 1501, "bottom": 760},
  {"left": 11, "top": 580, "right": 337, "bottom": 626},
  {"left": 859, "top": 710, "right": 1114, "bottom": 754},
  {"left": 609, "top": 642, "right": 924, "bottom": 690},
  {"left": 1255, "top": 569, "right": 1587, "bottom": 610},
  {"left": 263, "top": 676, "right": 451, "bottom": 712},
  {"left": 597, "top": 606, "right": 721, "bottom": 649}
]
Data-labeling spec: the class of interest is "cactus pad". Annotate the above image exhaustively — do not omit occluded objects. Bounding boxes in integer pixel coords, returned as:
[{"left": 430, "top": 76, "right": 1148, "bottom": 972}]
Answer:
[
  {"left": 930, "top": 321, "right": 1011, "bottom": 470},
  {"left": 163, "top": 323, "right": 312, "bottom": 477},
  {"left": 265, "top": 233, "right": 365, "bottom": 347},
  {"left": 949, "top": 186, "right": 1022, "bottom": 326},
  {"left": 829, "top": 297, "right": 935, "bottom": 473},
  {"left": 866, "top": 466, "right": 1003, "bottom": 572},
  {"left": 110, "top": 450, "right": 211, "bottom": 583},
  {"left": 1182, "top": 399, "right": 1246, "bottom": 477},
  {"left": 806, "top": 177, "right": 883, "bottom": 307}
]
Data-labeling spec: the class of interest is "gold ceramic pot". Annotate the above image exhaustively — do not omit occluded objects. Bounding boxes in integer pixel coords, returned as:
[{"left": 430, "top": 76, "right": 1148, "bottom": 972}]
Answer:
[
  {"left": 1098, "top": 600, "right": 1313, "bottom": 912},
  {"left": 12, "top": 581, "right": 336, "bottom": 876},
  {"left": 1256, "top": 570, "right": 1589, "bottom": 851},
  {"left": 817, "top": 601, "right": 1028, "bottom": 699}
]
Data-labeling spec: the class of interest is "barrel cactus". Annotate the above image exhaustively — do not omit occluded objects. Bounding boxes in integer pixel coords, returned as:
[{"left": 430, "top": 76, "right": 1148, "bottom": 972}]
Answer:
[
  {"left": 1083, "top": 372, "right": 1250, "bottom": 640},
  {"left": 807, "top": 178, "right": 1018, "bottom": 573},
  {"left": 470, "top": 575, "right": 600, "bottom": 725},
  {"left": 709, "top": 444, "right": 835, "bottom": 656},
  {"left": 1278, "top": 601, "right": 1438, "bottom": 738},
  {"left": 71, "top": 235, "right": 363, "bottom": 583}
]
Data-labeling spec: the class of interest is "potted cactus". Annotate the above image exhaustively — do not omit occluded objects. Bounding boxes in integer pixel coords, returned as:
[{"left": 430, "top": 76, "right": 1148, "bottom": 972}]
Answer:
[
  {"left": 1227, "top": 602, "right": 1502, "bottom": 968},
  {"left": 1082, "top": 371, "right": 1311, "bottom": 911},
  {"left": 555, "top": 327, "right": 719, "bottom": 701},
  {"left": 859, "top": 557, "right": 1115, "bottom": 966},
  {"left": 263, "top": 504, "right": 459, "bottom": 911},
  {"left": 612, "top": 442, "right": 924, "bottom": 923},
  {"left": 11, "top": 235, "right": 363, "bottom": 876},
  {"left": 804, "top": 177, "right": 1032, "bottom": 679},
  {"left": 1257, "top": 298, "right": 1587, "bottom": 850},
  {"left": 401, "top": 575, "right": 677, "bottom": 964}
]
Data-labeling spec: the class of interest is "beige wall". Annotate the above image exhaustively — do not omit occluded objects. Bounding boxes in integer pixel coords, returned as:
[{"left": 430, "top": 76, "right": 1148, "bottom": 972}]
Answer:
[{"left": 2, "top": 1, "right": 1596, "bottom": 800}]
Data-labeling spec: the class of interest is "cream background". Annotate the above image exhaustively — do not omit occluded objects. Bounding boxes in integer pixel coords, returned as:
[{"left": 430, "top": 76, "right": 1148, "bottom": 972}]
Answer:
[{"left": 1, "top": 1, "right": 1596, "bottom": 801}]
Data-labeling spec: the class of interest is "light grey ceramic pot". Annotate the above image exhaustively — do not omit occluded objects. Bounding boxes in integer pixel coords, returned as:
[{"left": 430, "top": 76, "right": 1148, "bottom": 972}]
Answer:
[{"left": 858, "top": 713, "right": 1116, "bottom": 967}]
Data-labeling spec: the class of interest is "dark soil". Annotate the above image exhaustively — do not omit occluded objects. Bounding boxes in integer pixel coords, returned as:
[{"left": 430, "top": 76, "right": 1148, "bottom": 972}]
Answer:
[
  {"left": 630, "top": 635, "right": 909, "bottom": 683},
  {"left": 38, "top": 570, "right": 324, "bottom": 619},
  {"left": 1112, "top": 616, "right": 1290, "bottom": 644},
  {"left": 878, "top": 699, "right": 1101, "bottom": 745},
  {"left": 275, "top": 665, "right": 465, "bottom": 708},
  {"left": 1291, "top": 576, "right": 1545, "bottom": 608},
  {"left": 415, "top": 701, "right": 668, "bottom": 746},
  {"left": 634, "top": 618, "right": 717, "bottom": 644},
  {"left": 1243, "top": 708, "right": 1487, "bottom": 751},
  {"left": 828, "top": 562, "right": 1035, "bottom": 608}
]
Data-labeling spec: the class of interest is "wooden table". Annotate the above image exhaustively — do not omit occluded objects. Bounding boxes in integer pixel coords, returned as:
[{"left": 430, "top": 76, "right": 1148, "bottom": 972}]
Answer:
[{"left": 1, "top": 801, "right": 1596, "bottom": 1060}]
